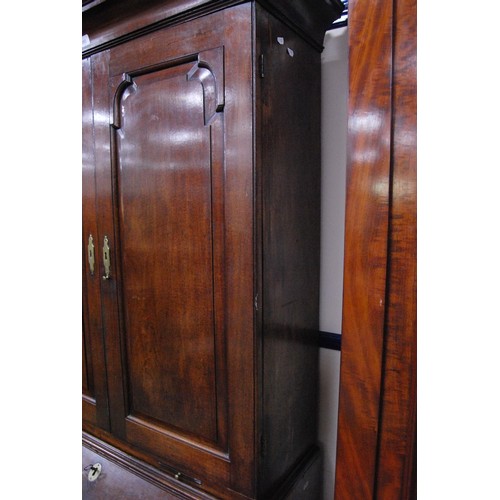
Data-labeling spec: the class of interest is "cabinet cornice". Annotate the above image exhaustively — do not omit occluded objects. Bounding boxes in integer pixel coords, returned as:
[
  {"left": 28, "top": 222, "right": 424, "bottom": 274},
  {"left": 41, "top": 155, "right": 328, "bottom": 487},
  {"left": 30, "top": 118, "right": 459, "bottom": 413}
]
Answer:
[{"left": 83, "top": 0, "right": 343, "bottom": 56}]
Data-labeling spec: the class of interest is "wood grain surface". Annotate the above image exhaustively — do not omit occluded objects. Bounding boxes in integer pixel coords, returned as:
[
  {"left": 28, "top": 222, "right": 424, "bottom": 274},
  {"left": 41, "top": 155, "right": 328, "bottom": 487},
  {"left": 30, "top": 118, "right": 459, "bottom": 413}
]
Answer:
[
  {"left": 335, "top": 0, "right": 394, "bottom": 497},
  {"left": 335, "top": 0, "right": 416, "bottom": 497},
  {"left": 375, "top": 0, "right": 417, "bottom": 497},
  {"left": 83, "top": 1, "right": 344, "bottom": 498}
]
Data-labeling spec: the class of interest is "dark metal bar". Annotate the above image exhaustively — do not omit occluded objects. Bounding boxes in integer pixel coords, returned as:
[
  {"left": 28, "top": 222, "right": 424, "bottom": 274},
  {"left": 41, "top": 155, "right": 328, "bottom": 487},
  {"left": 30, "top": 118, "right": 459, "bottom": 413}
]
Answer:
[{"left": 319, "top": 331, "right": 342, "bottom": 351}]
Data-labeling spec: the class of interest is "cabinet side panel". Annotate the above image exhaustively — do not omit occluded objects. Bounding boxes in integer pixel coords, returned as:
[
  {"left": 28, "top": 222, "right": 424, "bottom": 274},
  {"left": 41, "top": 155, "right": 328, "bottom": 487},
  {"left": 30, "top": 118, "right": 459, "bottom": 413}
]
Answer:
[{"left": 257, "top": 7, "right": 321, "bottom": 496}]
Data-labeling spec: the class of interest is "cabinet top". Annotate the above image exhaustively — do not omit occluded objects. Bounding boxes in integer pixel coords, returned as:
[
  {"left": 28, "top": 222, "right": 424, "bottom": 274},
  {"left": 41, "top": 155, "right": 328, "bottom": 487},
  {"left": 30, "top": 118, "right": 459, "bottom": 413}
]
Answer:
[{"left": 82, "top": 0, "right": 344, "bottom": 55}]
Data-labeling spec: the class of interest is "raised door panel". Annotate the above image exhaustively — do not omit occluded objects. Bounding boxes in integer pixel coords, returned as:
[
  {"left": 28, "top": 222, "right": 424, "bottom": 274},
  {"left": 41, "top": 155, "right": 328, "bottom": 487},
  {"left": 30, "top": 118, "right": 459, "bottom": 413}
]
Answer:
[
  {"left": 115, "top": 58, "right": 224, "bottom": 444},
  {"left": 255, "top": 7, "right": 322, "bottom": 495}
]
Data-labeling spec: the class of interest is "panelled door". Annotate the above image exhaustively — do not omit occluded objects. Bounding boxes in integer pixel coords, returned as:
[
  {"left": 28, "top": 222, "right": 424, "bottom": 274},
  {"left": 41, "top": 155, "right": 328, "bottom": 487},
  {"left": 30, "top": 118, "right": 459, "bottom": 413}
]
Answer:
[{"left": 83, "top": 4, "right": 257, "bottom": 496}]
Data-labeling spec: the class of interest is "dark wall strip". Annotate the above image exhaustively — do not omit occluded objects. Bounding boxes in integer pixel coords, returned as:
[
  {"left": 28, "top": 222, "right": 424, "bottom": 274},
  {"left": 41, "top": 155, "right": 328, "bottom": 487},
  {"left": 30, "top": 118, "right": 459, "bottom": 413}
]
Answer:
[
  {"left": 330, "top": 0, "right": 348, "bottom": 29},
  {"left": 319, "top": 331, "right": 342, "bottom": 351}
]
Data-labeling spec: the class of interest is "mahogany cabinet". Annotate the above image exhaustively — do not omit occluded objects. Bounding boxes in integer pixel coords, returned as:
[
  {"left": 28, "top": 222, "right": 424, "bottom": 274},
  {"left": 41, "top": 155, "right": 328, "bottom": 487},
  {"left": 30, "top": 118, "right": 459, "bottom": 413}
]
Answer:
[{"left": 82, "top": 1, "right": 343, "bottom": 498}]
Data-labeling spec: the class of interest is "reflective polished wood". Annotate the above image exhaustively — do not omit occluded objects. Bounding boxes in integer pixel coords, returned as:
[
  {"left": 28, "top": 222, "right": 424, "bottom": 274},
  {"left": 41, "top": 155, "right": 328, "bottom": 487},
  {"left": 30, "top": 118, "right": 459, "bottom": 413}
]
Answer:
[
  {"left": 375, "top": 0, "right": 417, "bottom": 497},
  {"left": 334, "top": 0, "right": 417, "bottom": 498},
  {"left": 82, "top": 1, "right": 344, "bottom": 498}
]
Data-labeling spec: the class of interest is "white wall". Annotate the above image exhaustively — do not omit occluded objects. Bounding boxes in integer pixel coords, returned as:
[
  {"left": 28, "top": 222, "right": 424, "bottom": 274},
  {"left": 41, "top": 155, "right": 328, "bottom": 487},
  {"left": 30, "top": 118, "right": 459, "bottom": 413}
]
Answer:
[{"left": 318, "top": 26, "right": 348, "bottom": 500}]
